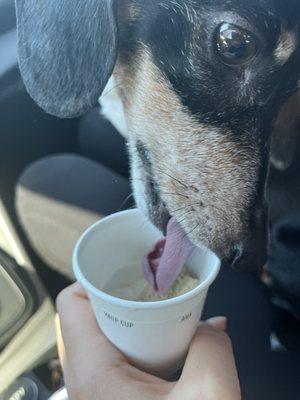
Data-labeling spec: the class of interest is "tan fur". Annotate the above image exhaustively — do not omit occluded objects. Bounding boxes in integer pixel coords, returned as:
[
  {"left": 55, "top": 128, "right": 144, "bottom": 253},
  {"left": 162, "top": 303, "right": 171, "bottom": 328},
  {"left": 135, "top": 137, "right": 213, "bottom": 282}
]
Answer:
[
  {"left": 274, "top": 29, "right": 297, "bottom": 64},
  {"left": 118, "top": 0, "right": 141, "bottom": 23},
  {"left": 114, "top": 49, "right": 261, "bottom": 255}
]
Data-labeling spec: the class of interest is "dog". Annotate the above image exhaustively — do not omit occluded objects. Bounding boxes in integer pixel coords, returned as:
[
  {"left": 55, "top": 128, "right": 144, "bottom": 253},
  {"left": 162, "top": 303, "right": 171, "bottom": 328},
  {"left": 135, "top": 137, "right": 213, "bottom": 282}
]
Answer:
[{"left": 15, "top": 0, "right": 300, "bottom": 277}]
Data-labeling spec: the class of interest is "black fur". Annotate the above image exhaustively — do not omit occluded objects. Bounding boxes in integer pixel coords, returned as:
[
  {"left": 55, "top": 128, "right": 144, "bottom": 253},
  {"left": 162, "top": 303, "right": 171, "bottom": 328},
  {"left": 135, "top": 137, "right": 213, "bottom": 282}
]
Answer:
[
  {"left": 121, "top": 1, "right": 300, "bottom": 123},
  {"left": 121, "top": 2, "right": 300, "bottom": 157}
]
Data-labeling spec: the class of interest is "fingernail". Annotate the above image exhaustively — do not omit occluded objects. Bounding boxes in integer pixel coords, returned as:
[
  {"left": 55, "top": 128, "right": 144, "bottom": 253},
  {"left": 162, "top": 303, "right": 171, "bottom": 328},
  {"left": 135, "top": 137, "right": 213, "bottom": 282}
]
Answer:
[{"left": 206, "top": 316, "right": 227, "bottom": 331}]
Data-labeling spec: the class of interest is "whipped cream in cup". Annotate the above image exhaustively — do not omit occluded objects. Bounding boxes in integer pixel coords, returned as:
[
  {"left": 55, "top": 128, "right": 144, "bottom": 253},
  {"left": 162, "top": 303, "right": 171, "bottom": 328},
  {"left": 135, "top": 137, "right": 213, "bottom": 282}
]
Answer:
[{"left": 73, "top": 209, "right": 220, "bottom": 377}]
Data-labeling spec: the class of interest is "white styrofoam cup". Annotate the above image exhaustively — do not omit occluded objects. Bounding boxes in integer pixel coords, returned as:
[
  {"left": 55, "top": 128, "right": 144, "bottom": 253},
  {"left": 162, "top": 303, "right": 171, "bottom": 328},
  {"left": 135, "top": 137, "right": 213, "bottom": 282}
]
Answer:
[{"left": 73, "top": 209, "right": 220, "bottom": 377}]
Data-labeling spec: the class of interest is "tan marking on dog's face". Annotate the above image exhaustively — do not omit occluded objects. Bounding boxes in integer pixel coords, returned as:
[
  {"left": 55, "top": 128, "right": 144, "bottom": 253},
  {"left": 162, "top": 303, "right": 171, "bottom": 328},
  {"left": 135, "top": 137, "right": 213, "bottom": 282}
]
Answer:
[
  {"left": 115, "top": 50, "right": 261, "bottom": 257},
  {"left": 118, "top": 0, "right": 141, "bottom": 23},
  {"left": 274, "top": 29, "right": 297, "bottom": 65}
]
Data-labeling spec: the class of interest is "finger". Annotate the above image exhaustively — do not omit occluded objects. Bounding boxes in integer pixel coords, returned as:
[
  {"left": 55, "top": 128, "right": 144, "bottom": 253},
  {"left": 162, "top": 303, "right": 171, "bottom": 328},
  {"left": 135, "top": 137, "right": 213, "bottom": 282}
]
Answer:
[
  {"left": 179, "top": 325, "right": 241, "bottom": 399},
  {"left": 55, "top": 313, "right": 66, "bottom": 370},
  {"left": 69, "top": 282, "right": 88, "bottom": 299},
  {"left": 56, "top": 283, "right": 126, "bottom": 370},
  {"left": 204, "top": 316, "right": 227, "bottom": 331}
]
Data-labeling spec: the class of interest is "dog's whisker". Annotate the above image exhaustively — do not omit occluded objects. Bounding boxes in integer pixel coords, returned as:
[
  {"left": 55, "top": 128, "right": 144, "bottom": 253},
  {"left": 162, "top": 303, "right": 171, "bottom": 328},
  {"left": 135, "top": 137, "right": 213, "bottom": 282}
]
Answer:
[
  {"left": 177, "top": 209, "right": 194, "bottom": 225},
  {"left": 161, "top": 192, "right": 190, "bottom": 199},
  {"left": 168, "top": 202, "right": 200, "bottom": 214},
  {"left": 117, "top": 193, "right": 134, "bottom": 211},
  {"left": 184, "top": 223, "right": 200, "bottom": 239},
  {"left": 100, "top": 82, "right": 123, "bottom": 100},
  {"left": 174, "top": 207, "right": 194, "bottom": 220},
  {"left": 177, "top": 216, "right": 188, "bottom": 226},
  {"left": 156, "top": 168, "right": 189, "bottom": 189},
  {"left": 129, "top": 174, "right": 189, "bottom": 200}
]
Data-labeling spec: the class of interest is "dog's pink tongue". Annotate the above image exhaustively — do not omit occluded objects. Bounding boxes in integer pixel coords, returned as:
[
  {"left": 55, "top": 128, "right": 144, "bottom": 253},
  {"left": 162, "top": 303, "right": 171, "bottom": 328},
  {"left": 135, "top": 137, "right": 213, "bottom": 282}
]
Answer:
[{"left": 143, "top": 218, "right": 194, "bottom": 295}]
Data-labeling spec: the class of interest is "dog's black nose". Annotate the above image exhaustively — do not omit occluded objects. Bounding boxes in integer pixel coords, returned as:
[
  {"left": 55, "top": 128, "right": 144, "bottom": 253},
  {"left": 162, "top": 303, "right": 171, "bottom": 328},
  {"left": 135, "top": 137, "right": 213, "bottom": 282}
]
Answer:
[
  {"left": 229, "top": 204, "right": 268, "bottom": 273},
  {"left": 223, "top": 235, "right": 267, "bottom": 273},
  {"left": 227, "top": 245, "right": 243, "bottom": 266},
  {"left": 230, "top": 240, "right": 267, "bottom": 273}
]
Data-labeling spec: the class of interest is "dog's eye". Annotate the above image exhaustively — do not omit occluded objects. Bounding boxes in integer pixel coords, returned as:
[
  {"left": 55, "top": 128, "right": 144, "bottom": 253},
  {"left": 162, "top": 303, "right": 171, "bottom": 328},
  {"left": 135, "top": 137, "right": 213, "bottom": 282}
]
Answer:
[{"left": 216, "top": 23, "right": 258, "bottom": 65}]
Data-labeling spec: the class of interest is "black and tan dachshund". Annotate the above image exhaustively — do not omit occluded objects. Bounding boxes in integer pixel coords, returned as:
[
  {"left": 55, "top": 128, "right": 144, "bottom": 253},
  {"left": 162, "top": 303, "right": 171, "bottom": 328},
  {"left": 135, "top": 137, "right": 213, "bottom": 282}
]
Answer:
[{"left": 15, "top": 0, "right": 300, "bottom": 320}]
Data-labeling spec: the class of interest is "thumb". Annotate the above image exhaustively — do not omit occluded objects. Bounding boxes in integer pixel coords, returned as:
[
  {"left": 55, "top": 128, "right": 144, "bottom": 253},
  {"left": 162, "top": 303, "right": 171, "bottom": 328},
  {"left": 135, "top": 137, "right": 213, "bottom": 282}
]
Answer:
[
  {"left": 204, "top": 316, "right": 227, "bottom": 331},
  {"left": 178, "top": 319, "right": 241, "bottom": 400}
]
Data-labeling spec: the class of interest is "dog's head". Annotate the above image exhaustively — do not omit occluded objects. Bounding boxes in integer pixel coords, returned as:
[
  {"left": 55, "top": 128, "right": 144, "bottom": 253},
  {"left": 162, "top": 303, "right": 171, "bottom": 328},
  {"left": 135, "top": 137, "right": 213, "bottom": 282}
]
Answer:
[{"left": 16, "top": 0, "right": 300, "bottom": 271}]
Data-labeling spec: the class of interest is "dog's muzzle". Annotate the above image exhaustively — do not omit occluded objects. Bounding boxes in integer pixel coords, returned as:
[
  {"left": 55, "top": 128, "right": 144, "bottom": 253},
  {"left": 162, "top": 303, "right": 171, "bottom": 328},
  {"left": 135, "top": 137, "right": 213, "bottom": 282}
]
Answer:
[{"left": 135, "top": 140, "right": 268, "bottom": 274}]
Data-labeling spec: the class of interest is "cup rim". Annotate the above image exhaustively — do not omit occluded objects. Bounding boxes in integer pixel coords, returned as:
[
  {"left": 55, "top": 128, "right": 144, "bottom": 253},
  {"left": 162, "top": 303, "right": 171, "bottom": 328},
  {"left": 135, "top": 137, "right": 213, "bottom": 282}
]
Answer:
[{"left": 73, "top": 209, "right": 221, "bottom": 310}]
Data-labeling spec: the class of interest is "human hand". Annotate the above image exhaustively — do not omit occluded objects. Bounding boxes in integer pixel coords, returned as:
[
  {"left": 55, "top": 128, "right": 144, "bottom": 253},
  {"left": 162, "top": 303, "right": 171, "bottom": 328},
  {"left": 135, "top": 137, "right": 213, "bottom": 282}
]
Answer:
[{"left": 56, "top": 283, "right": 241, "bottom": 400}]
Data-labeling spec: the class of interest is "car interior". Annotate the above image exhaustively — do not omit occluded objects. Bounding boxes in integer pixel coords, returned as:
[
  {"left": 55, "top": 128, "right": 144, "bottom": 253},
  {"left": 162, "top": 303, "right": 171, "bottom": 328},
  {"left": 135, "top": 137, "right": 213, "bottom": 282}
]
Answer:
[{"left": 0, "top": 1, "right": 300, "bottom": 399}]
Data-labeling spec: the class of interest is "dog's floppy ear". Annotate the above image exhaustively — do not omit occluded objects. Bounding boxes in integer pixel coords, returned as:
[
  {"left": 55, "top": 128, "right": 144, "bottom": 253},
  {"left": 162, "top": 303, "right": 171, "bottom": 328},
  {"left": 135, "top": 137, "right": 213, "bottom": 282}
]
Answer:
[{"left": 15, "top": 0, "right": 117, "bottom": 118}]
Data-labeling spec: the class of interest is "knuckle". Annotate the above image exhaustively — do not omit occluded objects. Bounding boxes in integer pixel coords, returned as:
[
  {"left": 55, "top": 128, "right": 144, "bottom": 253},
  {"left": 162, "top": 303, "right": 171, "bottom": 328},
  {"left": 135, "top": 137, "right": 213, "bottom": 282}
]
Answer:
[{"left": 55, "top": 286, "right": 72, "bottom": 311}]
